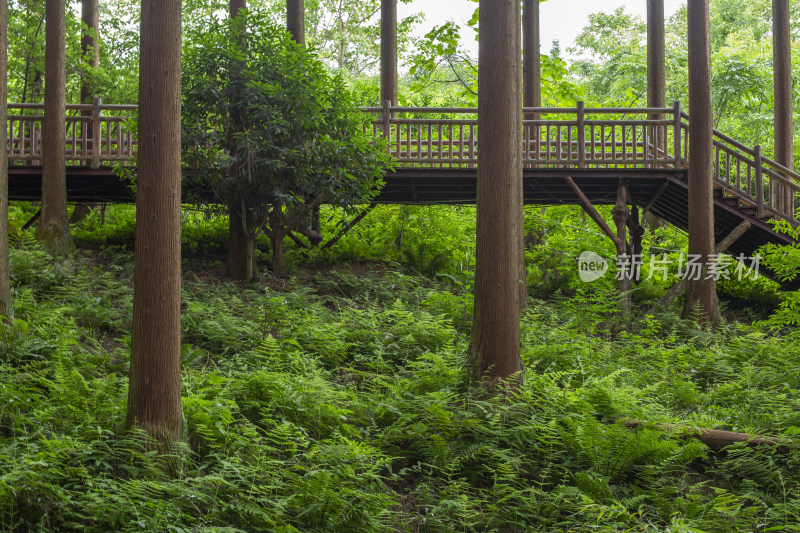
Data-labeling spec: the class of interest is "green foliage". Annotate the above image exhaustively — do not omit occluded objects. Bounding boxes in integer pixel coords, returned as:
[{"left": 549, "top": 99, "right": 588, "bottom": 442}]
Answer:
[
  {"left": 182, "top": 9, "right": 389, "bottom": 272},
  {"left": 4, "top": 203, "right": 800, "bottom": 532}
]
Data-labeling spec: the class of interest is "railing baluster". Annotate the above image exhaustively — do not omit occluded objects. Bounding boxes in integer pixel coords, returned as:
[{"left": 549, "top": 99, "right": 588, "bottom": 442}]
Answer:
[
  {"left": 448, "top": 125, "right": 454, "bottom": 168},
  {"left": 577, "top": 101, "right": 585, "bottom": 168},
  {"left": 673, "top": 101, "right": 682, "bottom": 169}
]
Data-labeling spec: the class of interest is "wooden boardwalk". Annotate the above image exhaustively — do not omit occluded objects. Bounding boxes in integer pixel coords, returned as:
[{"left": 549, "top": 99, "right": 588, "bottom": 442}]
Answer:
[{"left": 6, "top": 101, "right": 799, "bottom": 286}]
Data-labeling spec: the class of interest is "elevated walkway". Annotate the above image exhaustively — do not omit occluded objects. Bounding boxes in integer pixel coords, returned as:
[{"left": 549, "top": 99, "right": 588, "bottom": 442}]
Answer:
[{"left": 6, "top": 101, "right": 799, "bottom": 287}]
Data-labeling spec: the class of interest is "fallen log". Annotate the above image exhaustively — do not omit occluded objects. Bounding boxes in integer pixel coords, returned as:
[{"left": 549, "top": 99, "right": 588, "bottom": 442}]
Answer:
[{"left": 620, "top": 418, "right": 788, "bottom": 452}]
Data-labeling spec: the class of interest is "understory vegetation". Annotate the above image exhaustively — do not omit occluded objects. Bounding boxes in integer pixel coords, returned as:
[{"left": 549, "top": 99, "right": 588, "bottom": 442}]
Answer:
[{"left": 1, "top": 201, "right": 800, "bottom": 532}]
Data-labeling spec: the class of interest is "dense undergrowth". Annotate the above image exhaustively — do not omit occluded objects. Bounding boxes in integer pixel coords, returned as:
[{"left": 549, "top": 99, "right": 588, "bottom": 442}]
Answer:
[{"left": 1, "top": 202, "right": 800, "bottom": 532}]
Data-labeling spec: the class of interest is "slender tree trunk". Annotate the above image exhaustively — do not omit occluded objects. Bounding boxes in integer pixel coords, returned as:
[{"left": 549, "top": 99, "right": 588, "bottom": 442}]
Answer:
[
  {"left": 80, "top": 0, "right": 99, "bottom": 105},
  {"left": 226, "top": 199, "right": 255, "bottom": 281},
  {"left": 38, "top": 0, "right": 73, "bottom": 255},
  {"left": 470, "top": 0, "right": 523, "bottom": 389},
  {"left": 226, "top": 0, "right": 254, "bottom": 280},
  {"left": 0, "top": 0, "right": 11, "bottom": 321},
  {"left": 684, "top": 0, "right": 719, "bottom": 327},
  {"left": 72, "top": 0, "right": 101, "bottom": 223},
  {"left": 271, "top": 228, "right": 286, "bottom": 277},
  {"left": 287, "top": 0, "right": 304, "bottom": 44},
  {"left": 380, "top": 0, "right": 397, "bottom": 106},
  {"left": 522, "top": 0, "right": 540, "bottom": 110},
  {"left": 647, "top": 0, "right": 666, "bottom": 158},
  {"left": 126, "top": 0, "right": 183, "bottom": 445},
  {"left": 773, "top": 0, "right": 794, "bottom": 216},
  {"left": 520, "top": 0, "right": 539, "bottom": 309},
  {"left": 612, "top": 184, "right": 632, "bottom": 314}
]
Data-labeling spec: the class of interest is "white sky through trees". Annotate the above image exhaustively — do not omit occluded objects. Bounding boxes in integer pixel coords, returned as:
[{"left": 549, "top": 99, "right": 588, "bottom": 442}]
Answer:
[{"left": 401, "top": 0, "right": 686, "bottom": 58}]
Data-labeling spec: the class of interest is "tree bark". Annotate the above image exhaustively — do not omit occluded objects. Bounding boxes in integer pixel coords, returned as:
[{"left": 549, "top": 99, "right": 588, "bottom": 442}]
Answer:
[
  {"left": 773, "top": 0, "right": 793, "bottom": 216},
  {"left": 684, "top": 0, "right": 719, "bottom": 327},
  {"left": 271, "top": 228, "right": 286, "bottom": 277},
  {"left": 522, "top": 0, "right": 541, "bottom": 110},
  {"left": 470, "top": 0, "right": 523, "bottom": 390},
  {"left": 80, "top": 0, "right": 99, "bottom": 105},
  {"left": 0, "top": 0, "right": 11, "bottom": 321},
  {"left": 226, "top": 199, "right": 255, "bottom": 281},
  {"left": 226, "top": 0, "right": 253, "bottom": 280},
  {"left": 38, "top": 0, "right": 73, "bottom": 256},
  {"left": 647, "top": 0, "right": 666, "bottom": 159},
  {"left": 71, "top": 0, "right": 101, "bottom": 223},
  {"left": 287, "top": 0, "right": 304, "bottom": 44},
  {"left": 126, "top": 0, "right": 183, "bottom": 446},
  {"left": 612, "top": 184, "right": 632, "bottom": 314},
  {"left": 380, "top": 0, "right": 397, "bottom": 106}
]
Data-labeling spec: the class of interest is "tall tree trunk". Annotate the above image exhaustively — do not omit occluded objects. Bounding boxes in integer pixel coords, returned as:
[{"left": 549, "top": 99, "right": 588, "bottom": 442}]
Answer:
[
  {"left": 684, "top": 0, "right": 719, "bottom": 327},
  {"left": 287, "top": 0, "right": 304, "bottom": 44},
  {"left": 773, "top": 0, "right": 794, "bottom": 216},
  {"left": 0, "top": 0, "right": 11, "bottom": 321},
  {"left": 522, "top": 0, "right": 540, "bottom": 110},
  {"left": 38, "top": 0, "right": 73, "bottom": 255},
  {"left": 380, "top": 0, "right": 397, "bottom": 106},
  {"left": 126, "top": 0, "right": 183, "bottom": 445},
  {"left": 647, "top": 0, "right": 666, "bottom": 159},
  {"left": 470, "top": 0, "right": 523, "bottom": 389}
]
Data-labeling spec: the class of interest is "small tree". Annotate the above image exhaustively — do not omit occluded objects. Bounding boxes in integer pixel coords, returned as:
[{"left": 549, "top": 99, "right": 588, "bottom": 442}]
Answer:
[{"left": 182, "top": 12, "right": 388, "bottom": 278}]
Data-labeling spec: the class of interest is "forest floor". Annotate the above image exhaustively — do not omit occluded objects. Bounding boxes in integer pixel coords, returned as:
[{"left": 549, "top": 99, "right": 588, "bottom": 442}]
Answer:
[{"left": 1, "top": 203, "right": 800, "bottom": 532}]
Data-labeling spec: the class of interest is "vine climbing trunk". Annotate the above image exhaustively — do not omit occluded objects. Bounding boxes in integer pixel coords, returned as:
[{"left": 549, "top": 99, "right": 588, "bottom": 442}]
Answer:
[
  {"left": 470, "top": 0, "right": 523, "bottom": 390},
  {"left": 684, "top": 0, "right": 719, "bottom": 327},
  {"left": 0, "top": 0, "right": 11, "bottom": 321},
  {"left": 126, "top": 0, "right": 183, "bottom": 446},
  {"left": 773, "top": 0, "right": 794, "bottom": 217},
  {"left": 39, "top": 0, "right": 73, "bottom": 256}
]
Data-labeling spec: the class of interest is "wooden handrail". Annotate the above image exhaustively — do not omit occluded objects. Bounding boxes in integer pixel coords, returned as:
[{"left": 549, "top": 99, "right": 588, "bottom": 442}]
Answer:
[{"left": 4, "top": 101, "right": 797, "bottom": 224}]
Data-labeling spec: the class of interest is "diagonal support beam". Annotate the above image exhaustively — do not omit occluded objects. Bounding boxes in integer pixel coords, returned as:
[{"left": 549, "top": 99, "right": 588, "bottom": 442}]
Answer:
[{"left": 565, "top": 176, "right": 624, "bottom": 248}]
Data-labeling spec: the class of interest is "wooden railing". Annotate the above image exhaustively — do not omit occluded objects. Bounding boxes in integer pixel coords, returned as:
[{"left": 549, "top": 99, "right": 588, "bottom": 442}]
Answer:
[
  {"left": 363, "top": 101, "right": 800, "bottom": 224},
  {"left": 7, "top": 98, "right": 137, "bottom": 168},
  {"left": 4, "top": 100, "right": 798, "bottom": 224}
]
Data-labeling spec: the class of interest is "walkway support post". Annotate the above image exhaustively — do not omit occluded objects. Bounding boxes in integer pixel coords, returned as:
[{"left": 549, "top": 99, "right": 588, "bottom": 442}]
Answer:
[
  {"left": 755, "top": 145, "right": 765, "bottom": 218},
  {"left": 577, "top": 101, "right": 586, "bottom": 168},
  {"left": 91, "top": 96, "right": 101, "bottom": 168},
  {"left": 382, "top": 99, "right": 391, "bottom": 142},
  {"left": 673, "top": 100, "right": 682, "bottom": 169}
]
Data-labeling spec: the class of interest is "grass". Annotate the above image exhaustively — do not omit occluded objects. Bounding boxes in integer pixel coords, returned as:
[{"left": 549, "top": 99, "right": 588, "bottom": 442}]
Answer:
[{"left": 0, "top": 203, "right": 799, "bottom": 532}]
